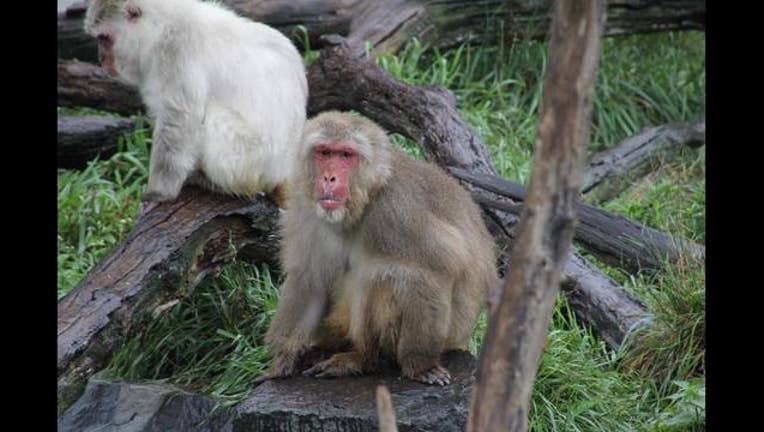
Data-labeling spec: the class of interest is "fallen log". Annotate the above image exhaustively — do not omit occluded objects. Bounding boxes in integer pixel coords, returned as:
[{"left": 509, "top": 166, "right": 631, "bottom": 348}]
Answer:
[
  {"left": 58, "top": 0, "right": 705, "bottom": 62},
  {"left": 58, "top": 115, "right": 137, "bottom": 169},
  {"left": 57, "top": 188, "right": 280, "bottom": 414},
  {"left": 58, "top": 60, "right": 143, "bottom": 116},
  {"left": 451, "top": 167, "right": 706, "bottom": 274},
  {"left": 582, "top": 121, "right": 706, "bottom": 203},
  {"left": 562, "top": 253, "right": 649, "bottom": 350},
  {"left": 58, "top": 1, "right": 94, "bottom": 63}
]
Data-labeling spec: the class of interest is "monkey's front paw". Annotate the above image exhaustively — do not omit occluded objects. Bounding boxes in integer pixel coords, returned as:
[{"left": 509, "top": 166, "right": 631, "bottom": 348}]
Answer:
[
  {"left": 252, "top": 371, "right": 286, "bottom": 386},
  {"left": 409, "top": 365, "right": 451, "bottom": 386},
  {"left": 136, "top": 200, "right": 161, "bottom": 220},
  {"left": 137, "top": 191, "right": 175, "bottom": 219},
  {"left": 253, "top": 352, "right": 300, "bottom": 385},
  {"left": 302, "top": 352, "right": 364, "bottom": 378},
  {"left": 141, "top": 190, "right": 175, "bottom": 203}
]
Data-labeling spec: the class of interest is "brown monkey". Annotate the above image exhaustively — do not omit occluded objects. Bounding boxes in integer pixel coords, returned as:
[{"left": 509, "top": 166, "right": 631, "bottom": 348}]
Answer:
[{"left": 260, "top": 111, "right": 498, "bottom": 385}]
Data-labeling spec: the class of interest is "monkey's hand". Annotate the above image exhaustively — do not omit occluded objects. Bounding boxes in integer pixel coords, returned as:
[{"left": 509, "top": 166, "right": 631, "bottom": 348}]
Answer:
[
  {"left": 136, "top": 191, "right": 173, "bottom": 219},
  {"left": 406, "top": 365, "right": 452, "bottom": 386},
  {"left": 136, "top": 199, "right": 160, "bottom": 220},
  {"left": 302, "top": 352, "right": 365, "bottom": 378},
  {"left": 141, "top": 190, "right": 176, "bottom": 204}
]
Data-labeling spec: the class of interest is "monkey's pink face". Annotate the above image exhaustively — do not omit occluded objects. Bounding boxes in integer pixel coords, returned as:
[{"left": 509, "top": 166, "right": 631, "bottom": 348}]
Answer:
[
  {"left": 312, "top": 142, "right": 360, "bottom": 213},
  {"left": 96, "top": 31, "right": 119, "bottom": 76},
  {"left": 91, "top": 5, "right": 143, "bottom": 78}
]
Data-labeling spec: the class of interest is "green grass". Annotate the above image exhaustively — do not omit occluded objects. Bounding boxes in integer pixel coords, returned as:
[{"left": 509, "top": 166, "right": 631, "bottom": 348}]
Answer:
[
  {"left": 57, "top": 116, "right": 149, "bottom": 298},
  {"left": 101, "top": 263, "right": 279, "bottom": 406},
  {"left": 58, "top": 30, "right": 705, "bottom": 430}
]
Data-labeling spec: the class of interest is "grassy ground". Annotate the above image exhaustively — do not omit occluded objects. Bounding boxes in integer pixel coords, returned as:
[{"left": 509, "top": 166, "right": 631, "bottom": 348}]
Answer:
[{"left": 58, "top": 30, "right": 705, "bottom": 430}]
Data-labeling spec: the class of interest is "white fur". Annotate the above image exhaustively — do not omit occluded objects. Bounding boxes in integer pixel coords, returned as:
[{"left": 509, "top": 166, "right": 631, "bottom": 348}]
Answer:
[
  {"left": 315, "top": 203, "right": 347, "bottom": 224},
  {"left": 86, "top": 0, "right": 308, "bottom": 198}
]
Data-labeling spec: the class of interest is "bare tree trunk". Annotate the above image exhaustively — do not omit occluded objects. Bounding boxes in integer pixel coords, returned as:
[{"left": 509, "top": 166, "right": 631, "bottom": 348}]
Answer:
[
  {"left": 467, "top": 1, "right": 603, "bottom": 431},
  {"left": 58, "top": 0, "right": 704, "bottom": 62}
]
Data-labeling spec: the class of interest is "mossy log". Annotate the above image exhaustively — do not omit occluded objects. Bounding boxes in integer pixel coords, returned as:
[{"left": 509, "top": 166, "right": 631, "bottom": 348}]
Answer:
[{"left": 58, "top": 0, "right": 705, "bottom": 63}]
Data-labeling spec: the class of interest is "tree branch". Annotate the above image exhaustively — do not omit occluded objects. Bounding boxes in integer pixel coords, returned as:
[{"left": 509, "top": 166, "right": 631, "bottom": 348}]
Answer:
[{"left": 468, "top": 1, "right": 603, "bottom": 430}]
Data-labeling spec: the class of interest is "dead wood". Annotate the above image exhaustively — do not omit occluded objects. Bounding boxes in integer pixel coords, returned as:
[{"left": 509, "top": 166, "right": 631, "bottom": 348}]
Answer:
[
  {"left": 451, "top": 167, "right": 705, "bottom": 274},
  {"left": 58, "top": 60, "right": 143, "bottom": 116},
  {"left": 58, "top": 0, "right": 705, "bottom": 63},
  {"left": 58, "top": 115, "right": 137, "bottom": 169},
  {"left": 57, "top": 188, "right": 279, "bottom": 414},
  {"left": 581, "top": 121, "right": 706, "bottom": 203}
]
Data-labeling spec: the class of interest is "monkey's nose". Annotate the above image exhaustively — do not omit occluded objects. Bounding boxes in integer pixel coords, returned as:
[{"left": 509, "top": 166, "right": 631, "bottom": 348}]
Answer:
[{"left": 324, "top": 176, "right": 336, "bottom": 183}]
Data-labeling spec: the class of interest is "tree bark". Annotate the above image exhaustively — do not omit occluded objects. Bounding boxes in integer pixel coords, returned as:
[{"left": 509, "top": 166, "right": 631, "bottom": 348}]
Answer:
[
  {"left": 581, "top": 121, "right": 706, "bottom": 203},
  {"left": 58, "top": 0, "right": 704, "bottom": 63},
  {"left": 58, "top": 115, "right": 137, "bottom": 169},
  {"left": 57, "top": 188, "right": 280, "bottom": 414},
  {"left": 561, "top": 253, "right": 649, "bottom": 350},
  {"left": 451, "top": 167, "right": 705, "bottom": 274},
  {"left": 58, "top": 60, "right": 144, "bottom": 117},
  {"left": 467, "top": 1, "right": 603, "bottom": 431}
]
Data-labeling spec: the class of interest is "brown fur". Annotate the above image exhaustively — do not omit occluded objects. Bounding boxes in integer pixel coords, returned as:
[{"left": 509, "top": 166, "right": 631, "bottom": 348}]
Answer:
[{"left": 261, "top": 111, "right": 498, "bottom": 386}]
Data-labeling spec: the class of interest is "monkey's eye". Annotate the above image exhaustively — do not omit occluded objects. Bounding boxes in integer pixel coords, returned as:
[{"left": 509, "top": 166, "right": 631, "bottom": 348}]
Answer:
[
  {"left": 342, "top": 151, "right": 353, "bottom": 158},
  {"left": 321, "top": 149, "right": 331, "bottom": 156},
  {"left": 97, "top": 33, "right": 111, "bottom": 43},
  {"left": 125, "top": 5, "right": 142, "bottom": 21}
]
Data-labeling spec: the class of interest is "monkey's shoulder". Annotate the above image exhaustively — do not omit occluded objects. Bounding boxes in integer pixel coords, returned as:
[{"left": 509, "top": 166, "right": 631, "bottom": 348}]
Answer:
[{"left": 385, "top": 151, "right": 482, "bottom": 221}]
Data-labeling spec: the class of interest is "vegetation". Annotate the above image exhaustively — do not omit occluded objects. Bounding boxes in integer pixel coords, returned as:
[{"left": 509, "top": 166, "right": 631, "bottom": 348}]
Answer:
[{"left": 58, "top": 30, "right": 705, "bottom": 430}]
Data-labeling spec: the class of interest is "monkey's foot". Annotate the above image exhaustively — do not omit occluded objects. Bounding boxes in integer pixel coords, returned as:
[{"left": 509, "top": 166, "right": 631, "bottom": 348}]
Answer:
[
  {"left": 407, "top": 365, "right": 451, "bottom": 386},
  {"left": 302, "top": 352, "right": 365, "bottom": 378},
  {"left": 252, "top": 364, "right": 295, "bottom": 386},
  {"left": 252, "top": 371, "right": 287, "bottom": 386},
  {"left": 136, "top": 199, "right": 161, "bottom": 220},
  {"left": 253, "top": 350, "right": 302, "bottom": 386}
]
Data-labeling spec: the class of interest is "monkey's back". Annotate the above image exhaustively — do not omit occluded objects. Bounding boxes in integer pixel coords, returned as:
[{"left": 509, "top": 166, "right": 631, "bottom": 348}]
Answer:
[
  {"left": 361, "top": 149, "right": 496, "bottom": 281},
  {"left": 137, "top": 0, "right": 308, "bottom": 196},
  {"left": 356, "top": 149, "right": 497, "bottom": 350}
]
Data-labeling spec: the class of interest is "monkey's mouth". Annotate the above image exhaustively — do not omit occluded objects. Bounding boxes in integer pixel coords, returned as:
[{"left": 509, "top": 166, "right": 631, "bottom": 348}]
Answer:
[{"left": 318, "top": 197, "right": 345, "bottom": 211}]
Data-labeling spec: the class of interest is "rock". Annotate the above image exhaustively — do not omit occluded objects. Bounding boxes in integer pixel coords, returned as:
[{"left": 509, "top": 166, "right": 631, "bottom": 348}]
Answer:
[
  {"left": 233, "top": 350, "right": 476, "bottom": 432},
  {"left": 58, "top": 378, "right": 233, "bottom": 432},
  {"left": 58, "top": 351, "right": 476, "bottom": 432}
]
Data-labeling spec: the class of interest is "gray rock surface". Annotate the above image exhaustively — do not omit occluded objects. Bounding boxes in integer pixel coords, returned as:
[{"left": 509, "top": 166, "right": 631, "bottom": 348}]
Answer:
[
  {"left": 58, "top": 379, "right": 233, "bottom": 432},
  {"left": 234, "top": 350, "right": 476, "bottom": 432},
  {"left": 58, "top": 351, "right": 476, "bottom": 432}
]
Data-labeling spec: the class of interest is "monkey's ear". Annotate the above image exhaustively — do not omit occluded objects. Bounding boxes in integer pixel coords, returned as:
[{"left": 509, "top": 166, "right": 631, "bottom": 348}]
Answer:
[{"left": 124, "top": 4, "right": 142, "bottom": 21}]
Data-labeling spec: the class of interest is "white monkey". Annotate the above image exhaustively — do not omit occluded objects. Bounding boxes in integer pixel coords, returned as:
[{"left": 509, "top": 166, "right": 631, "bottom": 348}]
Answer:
[{"left": 85, "top": 0, "right": 308, "bottom": 210}]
